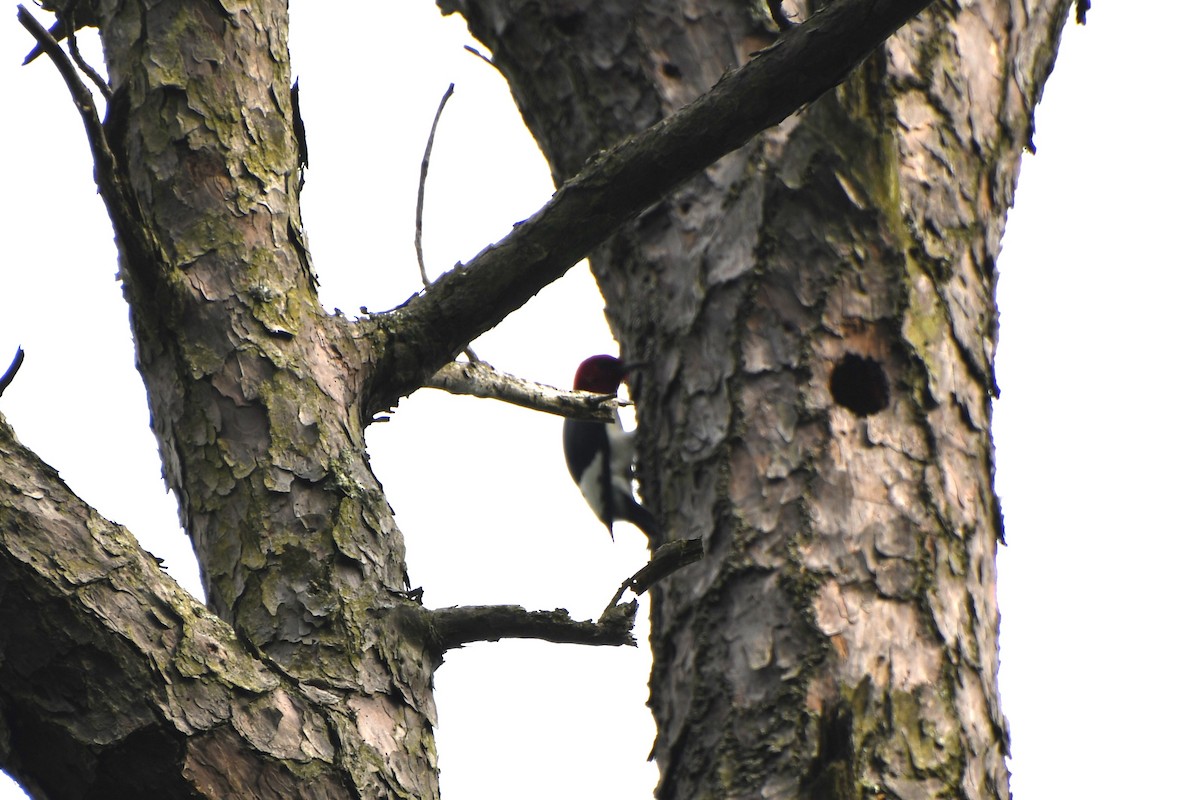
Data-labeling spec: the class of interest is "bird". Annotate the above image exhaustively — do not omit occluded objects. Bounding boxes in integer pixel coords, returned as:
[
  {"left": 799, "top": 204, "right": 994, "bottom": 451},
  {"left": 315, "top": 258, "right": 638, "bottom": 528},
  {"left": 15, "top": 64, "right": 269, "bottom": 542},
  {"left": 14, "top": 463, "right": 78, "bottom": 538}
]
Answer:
[{"left": 563, "top": 355, "right": 657, "bottom": 539}]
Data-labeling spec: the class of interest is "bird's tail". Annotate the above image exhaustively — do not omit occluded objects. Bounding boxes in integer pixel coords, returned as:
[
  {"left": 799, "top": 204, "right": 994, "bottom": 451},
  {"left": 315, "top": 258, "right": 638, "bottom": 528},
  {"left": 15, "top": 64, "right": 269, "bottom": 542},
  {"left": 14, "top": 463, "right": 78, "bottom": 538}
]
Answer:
[{"left": 621, "top": 498, "right": 658, "bottom": 538}]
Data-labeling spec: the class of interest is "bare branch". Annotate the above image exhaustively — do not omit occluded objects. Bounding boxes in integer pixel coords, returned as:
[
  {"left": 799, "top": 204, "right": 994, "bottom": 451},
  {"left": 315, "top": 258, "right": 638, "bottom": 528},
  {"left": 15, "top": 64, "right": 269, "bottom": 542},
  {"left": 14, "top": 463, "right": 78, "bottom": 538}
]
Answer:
[
  {"left": 64, "top": 10, "right": 111, "bottom": 100},
  {"left": 463, "top": 45, "right": 496, "bottom": 68},
  {"left": 606, "top": 538, "right": 704, "bottom": 610},
  {"left": 0, "top": 414, "right": 353, "bottom": 798},
  {"left": 17, "top": 5, "right": 149, "bottom": 283},
  {"left": 415, "top": 83, "right": 455, "bottom": 289},
  {"left": 426, "top": 539, "right": 702, "bottom": 652},
  {"left": 0, "top": 347, "right": 25, "bottom": 398},
  {"left": 18, "top": 7, "right": 105, "bottom": 154},
  {"left": 413, "top": 84, "right": 481, "bottom": 364},
  {"left": 431, "top": 602, "right": 637, "bottom": 651},
  {"left": 426, "top": 360, "right": 622, "bottom": 421},
  {"left": 357, "top": 0, "right": 937, "bottom": 415}
]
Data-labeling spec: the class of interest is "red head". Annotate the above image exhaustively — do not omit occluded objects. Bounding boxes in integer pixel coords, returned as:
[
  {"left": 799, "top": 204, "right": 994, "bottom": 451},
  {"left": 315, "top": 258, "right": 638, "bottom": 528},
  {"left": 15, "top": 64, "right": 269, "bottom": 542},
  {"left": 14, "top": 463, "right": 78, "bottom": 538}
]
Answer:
[{"left": 573, "top": 355, "right": 631, "bottom": 393}]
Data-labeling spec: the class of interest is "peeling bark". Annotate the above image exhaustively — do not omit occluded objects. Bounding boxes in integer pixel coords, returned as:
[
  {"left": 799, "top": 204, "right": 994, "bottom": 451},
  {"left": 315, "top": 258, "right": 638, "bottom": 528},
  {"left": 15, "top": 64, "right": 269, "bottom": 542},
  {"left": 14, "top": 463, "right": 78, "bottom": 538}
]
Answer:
[
  {"left": 9, "top": 1, "right": 438, "bottom": 796},
  {"left": 0, "top": 414, "right": 423, "bottom": 798}
]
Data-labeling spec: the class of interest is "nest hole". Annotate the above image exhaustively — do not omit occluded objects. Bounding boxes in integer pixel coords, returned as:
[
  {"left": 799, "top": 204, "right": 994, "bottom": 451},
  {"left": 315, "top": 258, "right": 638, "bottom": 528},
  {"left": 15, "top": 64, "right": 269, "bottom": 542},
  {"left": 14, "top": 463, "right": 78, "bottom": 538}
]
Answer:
[{"left": 830, "top": 354, "right": 889, "bottom": 416}]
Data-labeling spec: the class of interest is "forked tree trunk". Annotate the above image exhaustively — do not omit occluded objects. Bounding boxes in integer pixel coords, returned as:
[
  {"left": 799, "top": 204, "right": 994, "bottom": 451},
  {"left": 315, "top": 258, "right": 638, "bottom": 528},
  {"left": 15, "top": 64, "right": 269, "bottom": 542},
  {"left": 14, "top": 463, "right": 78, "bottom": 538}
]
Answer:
[
  {"left": 0, "top": 0, "right": 1076, "bottom": 797},
  {"left": 446, "top": 1, "right": 1075, "bottom": 797}
]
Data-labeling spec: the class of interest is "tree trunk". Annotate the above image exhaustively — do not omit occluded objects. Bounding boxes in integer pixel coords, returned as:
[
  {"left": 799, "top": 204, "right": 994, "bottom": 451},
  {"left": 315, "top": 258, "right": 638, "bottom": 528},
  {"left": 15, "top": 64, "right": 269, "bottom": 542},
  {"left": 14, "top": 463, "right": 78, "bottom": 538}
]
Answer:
[
  {"left": 445, "top": 1, "right": 1073, "bottom": 797},
  {"left": 5, "top": 2, "right": 440, "bottom": 797}
]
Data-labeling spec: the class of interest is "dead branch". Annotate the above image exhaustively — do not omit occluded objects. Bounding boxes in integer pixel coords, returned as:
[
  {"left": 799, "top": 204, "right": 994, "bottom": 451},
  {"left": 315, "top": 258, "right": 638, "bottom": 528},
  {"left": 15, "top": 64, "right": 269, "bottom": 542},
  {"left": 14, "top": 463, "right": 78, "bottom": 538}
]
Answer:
[
  {"left": 431, "top": 602, "right": 637, "bottom": 651},
  {"left": 606, "top": 538, "right": 704, "bottom": 611},
  {"left": 17, "top": 5, "right": 151, "bottom": 286},
  {"left": 64, "top": 8, "right": 111, "bottom": 100},
  {"left": 463, "top": 45, "right": 496, "bottom": 68},
  {"left": 415, "top": 83, "right": 455, "bottom": 289},
  {"left": 426, "top": 360, "right": 622, "bottom": 421},
  {"left": 429, "top": 538, "right": 702, "bottom": 651},
  {"left": 0, "top": 348, "right": 25, "bottom": 398},
  {"left": 413, "top": 84, "right": 480, "bottom": 363}
]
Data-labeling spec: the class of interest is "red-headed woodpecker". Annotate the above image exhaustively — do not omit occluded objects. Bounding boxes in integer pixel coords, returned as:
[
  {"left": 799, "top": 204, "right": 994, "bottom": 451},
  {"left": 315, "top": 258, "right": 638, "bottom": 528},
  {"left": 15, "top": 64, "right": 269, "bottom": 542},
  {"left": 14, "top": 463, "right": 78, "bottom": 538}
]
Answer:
[{"left": 563, "top": 355, "right": 657, "bottom": 539}]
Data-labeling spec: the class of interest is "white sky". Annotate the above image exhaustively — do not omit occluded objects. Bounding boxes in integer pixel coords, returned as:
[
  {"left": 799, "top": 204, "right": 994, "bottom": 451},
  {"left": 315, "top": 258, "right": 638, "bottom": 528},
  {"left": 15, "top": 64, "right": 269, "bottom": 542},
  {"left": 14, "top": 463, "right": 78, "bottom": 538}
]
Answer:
[{"left": 1, "top": 3, "right": 1195, "bottom": 798}]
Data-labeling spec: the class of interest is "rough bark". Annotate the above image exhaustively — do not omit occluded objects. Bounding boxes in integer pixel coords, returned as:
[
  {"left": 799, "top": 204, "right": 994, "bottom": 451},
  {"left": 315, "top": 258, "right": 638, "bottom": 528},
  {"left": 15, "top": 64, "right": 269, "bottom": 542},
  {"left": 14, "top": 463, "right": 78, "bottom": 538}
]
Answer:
[
  {"left": 8, "top": 2, "right": 441, "bottom": 796},
  {"left": 0, "top": 414, "right": 412, "bottom": 798},
  {"left": 3, "top": 0, "right": 1088, "bottom": 797},
  {"left": 2, "top": 0, "right": 955, "bottom": 796},
  {"left": 445, "top": 0, "right": 1074, "bottom": 797},
  {"left": 83, "top": 3, "right": 440, "bottom": 796}
]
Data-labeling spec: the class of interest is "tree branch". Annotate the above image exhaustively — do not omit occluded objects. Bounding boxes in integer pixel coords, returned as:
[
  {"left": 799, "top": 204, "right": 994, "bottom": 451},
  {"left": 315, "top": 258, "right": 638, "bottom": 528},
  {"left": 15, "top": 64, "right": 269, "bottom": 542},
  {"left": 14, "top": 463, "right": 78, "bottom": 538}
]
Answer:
[
  {"left": 17, "top": 5, "right": 154, "bottom": 285},
  {"left": 0, "top": 348, "right": 24, "bottom": 398},
  {"left": 605, "top": 538, "right": 705, "bottom": 611},
  {"left": 431, "top": 602, "right": 637, "bottom": 651},
  {"left": 425, "top": 360, "right": 622, "bottom": 421},
  {"left": 357, "top": 0, "right": 935, "bottom": 415},
  {"left": 413, "top": 83, "right": 481, "bottom": 364},
  {"left": 64, "top": 8, "right": 112, "bottom": 100},
  {"left": 415, "top": 83, "right": 455, "bottom": 289},
  {"left": 429, "top": 539, "right": 703, "bottom": 653},
  {"left": 18, "top": 7, "right": 105, "bottom": 157},
  {"left": 0, "top": 412, "right": 361, "bottom": 797}
]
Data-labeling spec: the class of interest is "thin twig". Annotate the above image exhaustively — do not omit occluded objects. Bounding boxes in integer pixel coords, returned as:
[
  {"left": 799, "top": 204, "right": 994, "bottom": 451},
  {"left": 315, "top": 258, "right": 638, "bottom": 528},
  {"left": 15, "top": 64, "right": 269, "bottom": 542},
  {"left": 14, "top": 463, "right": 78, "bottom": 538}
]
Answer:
[
  {"left": 0, "top": 348, "right": 25, "bottom": 398},
  {"left": 17, "top": 7, "right": 121, "bottom": 211},
  {"left": 413, "top": 83, "right": 478, "bottom": 362},
  {"left": 606, "top": 538, "right": 704, "bottom": 611},
  {"left": 415, "top": 83, "right": 454, "bottom": 289},
  {"left": 18, "top": 5, "right": 150, "bottom": 290},
  {"left": 64, "top": 6, "right": 112, "bottom": 100},
  {"left": 463, "top": 45, "right": 499, "bottom": 72}
]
